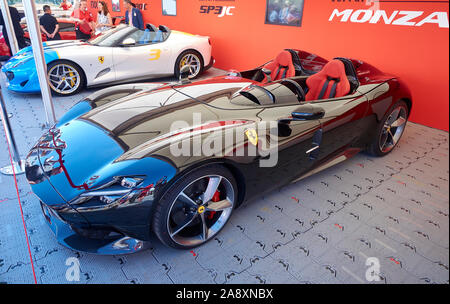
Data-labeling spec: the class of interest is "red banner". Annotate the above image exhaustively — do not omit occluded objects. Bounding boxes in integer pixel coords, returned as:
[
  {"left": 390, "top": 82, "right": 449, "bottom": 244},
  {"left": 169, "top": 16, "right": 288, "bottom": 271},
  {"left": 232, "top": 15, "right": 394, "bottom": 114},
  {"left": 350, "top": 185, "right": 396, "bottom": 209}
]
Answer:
[{"left": 89, "top": 0, "right": 449, "bottom": 131}]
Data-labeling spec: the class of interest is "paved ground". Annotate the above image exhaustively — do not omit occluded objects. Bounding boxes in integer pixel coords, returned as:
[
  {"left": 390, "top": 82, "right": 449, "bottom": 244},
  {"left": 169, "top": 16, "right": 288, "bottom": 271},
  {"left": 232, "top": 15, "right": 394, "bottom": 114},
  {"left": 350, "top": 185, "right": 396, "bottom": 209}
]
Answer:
[{"left": 0, "top": 68, "right": 448, "bottom": 284}]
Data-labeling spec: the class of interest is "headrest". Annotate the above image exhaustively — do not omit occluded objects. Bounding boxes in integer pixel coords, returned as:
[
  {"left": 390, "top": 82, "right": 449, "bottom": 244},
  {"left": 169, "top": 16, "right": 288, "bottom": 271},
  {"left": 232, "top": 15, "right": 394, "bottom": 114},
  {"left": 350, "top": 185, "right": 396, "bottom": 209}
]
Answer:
[
  {"left": 145, "top": 23, "right": 158, "bottom": 32},
  {"left": 158, "top": 25, "right": 170, "bottom": 33},
  {"left": 275, "top": 51, "right": 294, "bottom": 67},
  {"left": 321, "top": 60, "right": 347, "bottom": 79},
  {"left": 305, "top": 59, "right": 351, "bottom": 101},
  {"left": 333, "top": 57, "right": 360, "bottom": 93}
]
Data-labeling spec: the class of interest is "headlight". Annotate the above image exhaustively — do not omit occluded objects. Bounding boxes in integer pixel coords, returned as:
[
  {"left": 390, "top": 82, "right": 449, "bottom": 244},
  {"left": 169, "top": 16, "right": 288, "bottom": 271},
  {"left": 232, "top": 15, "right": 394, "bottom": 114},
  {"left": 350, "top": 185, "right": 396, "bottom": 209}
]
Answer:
[
  {"left": 120, "top": 177, "right": 142, "bottom": 188},
  {"left": 73, "top": 176, "right": 150, "bottom": 209}
]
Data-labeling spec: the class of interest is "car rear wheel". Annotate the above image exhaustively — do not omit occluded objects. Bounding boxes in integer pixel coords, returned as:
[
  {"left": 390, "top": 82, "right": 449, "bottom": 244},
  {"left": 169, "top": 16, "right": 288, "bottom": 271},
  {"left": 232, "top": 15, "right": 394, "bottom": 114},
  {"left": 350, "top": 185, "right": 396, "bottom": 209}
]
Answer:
[
  {"left": 174, "top": 50, "right": 204, "bottom": 80},
  {"left": 47, "top": 60, "right": 85, "bottom": 96},
  {"left": 367, "top": 100, "right": 409, "bottom": 156},
  {"left": 152, "top": 165, "right": 237, "bottom": 249}
]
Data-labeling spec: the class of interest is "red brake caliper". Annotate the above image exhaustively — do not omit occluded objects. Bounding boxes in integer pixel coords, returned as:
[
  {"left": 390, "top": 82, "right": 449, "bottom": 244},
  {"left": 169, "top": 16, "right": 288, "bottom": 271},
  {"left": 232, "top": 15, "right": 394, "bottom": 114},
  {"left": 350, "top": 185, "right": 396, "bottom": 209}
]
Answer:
[{"left": 208, "top": 190, "right": 220, "bottom": 219}]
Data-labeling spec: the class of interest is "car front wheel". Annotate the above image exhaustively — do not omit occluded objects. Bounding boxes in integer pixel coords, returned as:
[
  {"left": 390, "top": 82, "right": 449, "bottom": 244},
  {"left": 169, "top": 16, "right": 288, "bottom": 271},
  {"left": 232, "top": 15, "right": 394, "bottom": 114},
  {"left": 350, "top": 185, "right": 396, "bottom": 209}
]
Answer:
[{"left": 152, "top": 165, "right": 237, "bottom": 249}]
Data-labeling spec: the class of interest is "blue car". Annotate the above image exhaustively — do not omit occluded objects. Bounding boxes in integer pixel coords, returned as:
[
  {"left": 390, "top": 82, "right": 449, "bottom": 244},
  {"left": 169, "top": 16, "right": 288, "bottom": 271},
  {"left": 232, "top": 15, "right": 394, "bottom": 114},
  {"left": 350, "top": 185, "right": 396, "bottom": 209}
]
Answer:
[{"left": 2, "top": 44, "right": 60, "bottom": 93}]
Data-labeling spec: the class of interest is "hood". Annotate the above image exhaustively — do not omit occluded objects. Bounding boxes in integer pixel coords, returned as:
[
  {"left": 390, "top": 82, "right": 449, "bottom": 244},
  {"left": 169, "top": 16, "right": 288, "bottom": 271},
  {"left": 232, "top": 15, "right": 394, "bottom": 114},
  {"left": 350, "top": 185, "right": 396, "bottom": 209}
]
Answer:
[
  {"left": 43, "top": 40, "right": 86, "bottom": 49},
  {"left": 31, "top": 119, "right": 124, "bottom": 203},
  {"left": 28, "top": 82, "right": 253, "bottom": 203},
  {"left": 1, "top": 46, "right": 36, "bottom": 70},
  {"left": 79, "top": 80, "right": 255, "bottom": 151},
  {"left": 29, "top": 118, "right": 177, "bottom": 204},
  {"left": 1, "top": 40, "right": 86, "bottom": 70}
]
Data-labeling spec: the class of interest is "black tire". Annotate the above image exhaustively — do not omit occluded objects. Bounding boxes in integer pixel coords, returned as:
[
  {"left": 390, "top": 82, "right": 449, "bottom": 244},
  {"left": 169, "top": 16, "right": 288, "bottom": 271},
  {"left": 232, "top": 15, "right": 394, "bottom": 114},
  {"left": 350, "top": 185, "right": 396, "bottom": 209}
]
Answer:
[
  {"left": 174, "top": 50, "right": 204, "bottom": 80},
  {"left": 152, "top": 165, "right": 237, "bottom": 249},
  {"left": 367, "top": 100, "right": 409, "bottom": 156},
  {"left": 47, "top": 60, "right": 85, "bottom": 96}
]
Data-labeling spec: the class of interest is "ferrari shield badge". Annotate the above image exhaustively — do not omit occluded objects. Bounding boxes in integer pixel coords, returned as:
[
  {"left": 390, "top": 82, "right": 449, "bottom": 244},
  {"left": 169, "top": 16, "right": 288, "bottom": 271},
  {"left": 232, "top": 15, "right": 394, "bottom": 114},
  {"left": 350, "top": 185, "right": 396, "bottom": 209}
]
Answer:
[
  {"left": 198, "top": 206, "right": 206, "bottom": 214},
  {"left": 245, "top": 129, "right": 258, "bottom": 146},
  {"left": 98, "top": 56, "right": 105, "bottom": 64}
]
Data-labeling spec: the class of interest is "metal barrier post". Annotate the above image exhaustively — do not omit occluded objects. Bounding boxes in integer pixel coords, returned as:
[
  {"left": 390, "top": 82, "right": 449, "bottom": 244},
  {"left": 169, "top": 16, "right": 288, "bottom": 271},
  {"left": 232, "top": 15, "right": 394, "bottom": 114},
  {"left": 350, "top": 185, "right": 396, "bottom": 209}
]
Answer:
[
  {"left": 22, "top": 0, "right": 56, "bottom": 126},
  {"left": 0, "top": 83, "right": 25, "bottom": 175},
  {"left": 0, "top": 0, "right": 19, "bottom": 55}
]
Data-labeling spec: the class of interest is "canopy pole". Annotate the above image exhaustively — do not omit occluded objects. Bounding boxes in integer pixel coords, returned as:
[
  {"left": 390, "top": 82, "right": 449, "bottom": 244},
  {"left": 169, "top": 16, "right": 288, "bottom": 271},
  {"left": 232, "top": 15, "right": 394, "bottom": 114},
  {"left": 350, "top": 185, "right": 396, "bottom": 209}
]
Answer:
[
  {"left": 22, "top": 0, "right": 56, "bottom": 126},
  {"left": 0, "top": 83, "right": 25, "bottom": 175},
  {"left": 0, "top": 0, "right": 19, "bottom": 55}
]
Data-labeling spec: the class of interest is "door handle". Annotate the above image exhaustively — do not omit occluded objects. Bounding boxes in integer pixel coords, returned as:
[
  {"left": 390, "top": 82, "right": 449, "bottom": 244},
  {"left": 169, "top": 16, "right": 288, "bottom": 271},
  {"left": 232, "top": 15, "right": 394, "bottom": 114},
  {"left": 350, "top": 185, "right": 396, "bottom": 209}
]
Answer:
[{"left": 306, "top": 145, "right": 320, "bottom": 154}]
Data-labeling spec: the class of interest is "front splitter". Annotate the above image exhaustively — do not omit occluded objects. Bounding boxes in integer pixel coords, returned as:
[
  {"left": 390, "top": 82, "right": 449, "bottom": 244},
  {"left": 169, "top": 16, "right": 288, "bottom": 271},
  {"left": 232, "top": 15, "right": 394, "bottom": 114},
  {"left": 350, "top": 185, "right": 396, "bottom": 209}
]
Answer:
[{"left": 41, "top": 202, "right": 151, "bottom": 255}]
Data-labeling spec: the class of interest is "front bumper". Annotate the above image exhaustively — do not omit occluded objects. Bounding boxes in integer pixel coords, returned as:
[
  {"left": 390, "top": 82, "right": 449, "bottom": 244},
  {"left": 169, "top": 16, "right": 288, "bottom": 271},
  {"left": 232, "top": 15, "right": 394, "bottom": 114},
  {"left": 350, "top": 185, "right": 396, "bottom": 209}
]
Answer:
[
  {"left": 1, "top": 67, "right": 40, "bottom": 93},
  {"left": 40, "top": 201, "right": 151, "bottom": 255}
]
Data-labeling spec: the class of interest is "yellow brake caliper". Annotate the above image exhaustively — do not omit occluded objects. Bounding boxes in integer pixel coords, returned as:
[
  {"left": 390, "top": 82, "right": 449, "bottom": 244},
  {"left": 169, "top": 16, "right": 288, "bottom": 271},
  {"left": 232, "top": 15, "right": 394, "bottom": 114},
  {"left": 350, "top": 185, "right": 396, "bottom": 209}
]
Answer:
[
  {"left": 69, "top": 71, "right": 75, "bottom": 87},
  {"left": 180, "top": 57, "right": 187, "bottom": 67}
]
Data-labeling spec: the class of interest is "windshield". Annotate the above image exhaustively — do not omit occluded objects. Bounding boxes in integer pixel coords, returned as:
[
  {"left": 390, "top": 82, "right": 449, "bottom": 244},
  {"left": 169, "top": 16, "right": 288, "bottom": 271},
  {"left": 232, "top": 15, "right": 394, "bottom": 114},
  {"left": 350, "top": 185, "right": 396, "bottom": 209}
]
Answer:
[
  {"left": 231, "top": 84, "right": 275, "bottom": 106},
  {"left": 88, "top": 25, "right": 135, "bottom": 47},
  {"left": 231, "top": 82, "right": 303, "bottom": 107}
]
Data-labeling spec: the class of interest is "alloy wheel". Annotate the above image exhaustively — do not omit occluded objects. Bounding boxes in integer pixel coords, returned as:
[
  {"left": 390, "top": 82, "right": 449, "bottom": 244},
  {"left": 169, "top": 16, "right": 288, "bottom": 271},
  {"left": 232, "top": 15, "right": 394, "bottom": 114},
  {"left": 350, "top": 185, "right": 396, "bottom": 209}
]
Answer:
[
  {"left": 166, "top": 175, "right": 235, "bottom": 246},
  {"left": 48, "top": 63, "right": 81, "bottom": 95},
  {"left": 379, "top": 105, "right": 407, "bottom": 153},
  {"left": 179, "top": 53, "right": 201, "bottom": 78}
]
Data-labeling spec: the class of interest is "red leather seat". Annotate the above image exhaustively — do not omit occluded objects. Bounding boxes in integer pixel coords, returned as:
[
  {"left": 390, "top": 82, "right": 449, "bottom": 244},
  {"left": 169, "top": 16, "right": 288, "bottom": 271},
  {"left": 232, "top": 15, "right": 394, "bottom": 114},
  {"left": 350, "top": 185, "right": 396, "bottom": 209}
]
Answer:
[
  {"left": 305, "top": 59, "right": 350, "bottom": 101},
  {"left": 262, "top": 51, "right": 296, "bottom": 83}
]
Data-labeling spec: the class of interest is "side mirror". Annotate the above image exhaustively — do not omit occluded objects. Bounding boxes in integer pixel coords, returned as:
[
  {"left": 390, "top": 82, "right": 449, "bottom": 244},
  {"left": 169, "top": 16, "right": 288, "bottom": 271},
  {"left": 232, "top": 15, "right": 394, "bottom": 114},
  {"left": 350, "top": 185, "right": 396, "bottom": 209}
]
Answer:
[
  {"left": 261, "top": 68, "right": 272, "bottom": 82},
  {"left": 121, "top": 37, "right": 136, "bottom": 46},
  {"left": 179, "top": 65, "right": 191, "bottom": 84}
]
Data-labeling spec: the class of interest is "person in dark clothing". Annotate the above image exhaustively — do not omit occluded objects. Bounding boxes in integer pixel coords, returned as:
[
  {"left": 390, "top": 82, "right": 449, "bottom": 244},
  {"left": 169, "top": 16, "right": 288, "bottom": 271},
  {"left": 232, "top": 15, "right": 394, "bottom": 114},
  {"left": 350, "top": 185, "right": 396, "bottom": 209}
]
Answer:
[
  {"left": 39, "top": 5, "right": 61, "bottom": 41},
  {"left": 124, "top": 0, "right": 144, "bottom": 30},
  {"left": 0, "top": 6, "right": 27, "bottom": 51}
]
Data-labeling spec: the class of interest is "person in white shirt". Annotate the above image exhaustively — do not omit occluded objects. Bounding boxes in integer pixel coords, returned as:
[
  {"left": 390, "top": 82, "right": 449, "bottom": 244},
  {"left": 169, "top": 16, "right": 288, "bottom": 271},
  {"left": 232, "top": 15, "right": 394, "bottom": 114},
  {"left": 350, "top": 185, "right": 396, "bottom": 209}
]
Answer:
[{"left": 95, "top": 1, "right": 113, "bottom": 34}]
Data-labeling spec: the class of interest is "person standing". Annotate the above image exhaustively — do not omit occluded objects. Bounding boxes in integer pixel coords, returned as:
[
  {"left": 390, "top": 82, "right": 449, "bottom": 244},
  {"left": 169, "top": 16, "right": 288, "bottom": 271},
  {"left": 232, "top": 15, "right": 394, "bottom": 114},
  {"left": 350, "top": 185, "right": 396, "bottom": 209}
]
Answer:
[
  {"left": 71, "top": 0, "right": 94, "bottom": 40},
  {"left": 124, "top": 0, "right": 143, "bottom": 30},
  {"left": 95, "top": 1, "right": 113, "bottom": 34},
  {"left": 0, "top": 5, "right": 27, "bottom": 50},
  {"left": 59, "top": 0, "right": 72, "bottom": 11},
  {"left": 40, "top": 5, "right": 61, "bottom": 41}
]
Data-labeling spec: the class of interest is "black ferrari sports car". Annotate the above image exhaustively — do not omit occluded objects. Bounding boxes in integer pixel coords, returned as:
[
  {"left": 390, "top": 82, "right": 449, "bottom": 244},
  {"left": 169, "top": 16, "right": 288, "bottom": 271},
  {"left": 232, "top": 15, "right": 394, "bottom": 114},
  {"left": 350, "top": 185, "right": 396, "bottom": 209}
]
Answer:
[{"left": 25, "top": 49, "right": 412, "bottom": 254}]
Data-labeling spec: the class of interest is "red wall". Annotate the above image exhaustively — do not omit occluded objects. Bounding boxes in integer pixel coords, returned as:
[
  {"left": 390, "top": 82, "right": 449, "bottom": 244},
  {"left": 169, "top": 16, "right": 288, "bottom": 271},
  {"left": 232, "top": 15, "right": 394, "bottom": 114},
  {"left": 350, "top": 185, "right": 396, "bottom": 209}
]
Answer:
[{"left": 89, "top": 0, "right": 449, "bottom": 131}]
